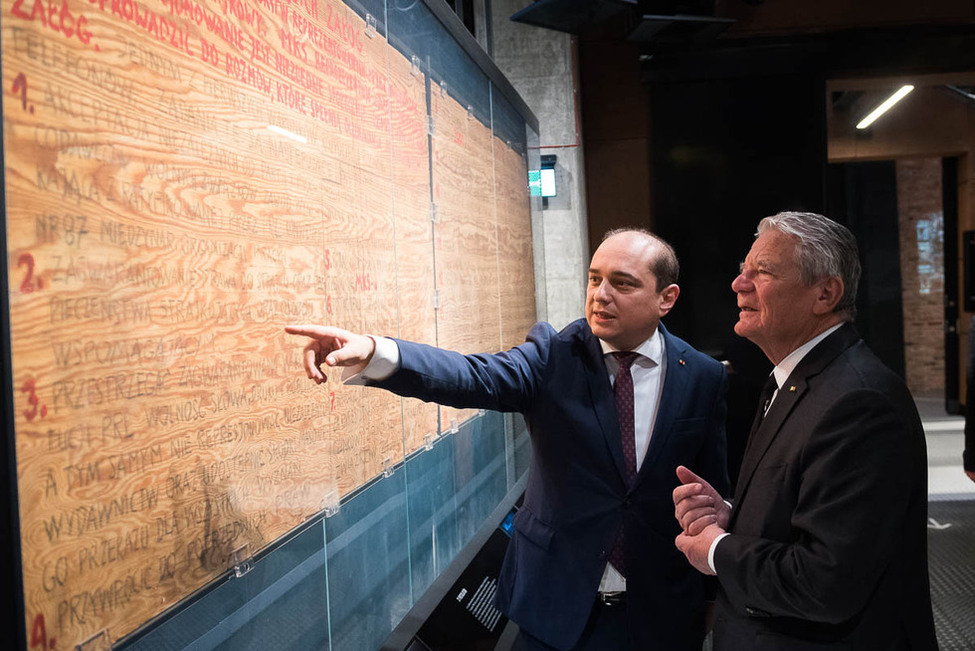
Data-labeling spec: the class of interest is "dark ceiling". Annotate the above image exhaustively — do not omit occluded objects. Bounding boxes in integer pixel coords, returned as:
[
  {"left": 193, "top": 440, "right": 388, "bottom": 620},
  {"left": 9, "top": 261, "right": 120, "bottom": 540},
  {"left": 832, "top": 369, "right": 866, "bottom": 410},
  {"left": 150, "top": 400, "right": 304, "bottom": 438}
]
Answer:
[{"left": 510, "top": 0, "right": 975, "bottom": 82}]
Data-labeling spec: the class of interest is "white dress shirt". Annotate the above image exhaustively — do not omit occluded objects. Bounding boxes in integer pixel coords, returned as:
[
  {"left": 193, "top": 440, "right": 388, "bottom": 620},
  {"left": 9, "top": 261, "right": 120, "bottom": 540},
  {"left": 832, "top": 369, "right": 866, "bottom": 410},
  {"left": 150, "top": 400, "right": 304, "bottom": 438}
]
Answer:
[{"left": 343, "top": 335, "right": 399, "bottom": 383}]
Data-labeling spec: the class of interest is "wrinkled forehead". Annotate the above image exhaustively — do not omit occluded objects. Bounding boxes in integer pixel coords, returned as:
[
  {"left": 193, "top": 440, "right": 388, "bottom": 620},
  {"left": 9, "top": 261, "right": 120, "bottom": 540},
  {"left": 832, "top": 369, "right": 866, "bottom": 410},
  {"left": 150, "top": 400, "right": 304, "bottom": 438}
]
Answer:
[{"left": 745, "top": 229, "right": 798, "bottom": 265}]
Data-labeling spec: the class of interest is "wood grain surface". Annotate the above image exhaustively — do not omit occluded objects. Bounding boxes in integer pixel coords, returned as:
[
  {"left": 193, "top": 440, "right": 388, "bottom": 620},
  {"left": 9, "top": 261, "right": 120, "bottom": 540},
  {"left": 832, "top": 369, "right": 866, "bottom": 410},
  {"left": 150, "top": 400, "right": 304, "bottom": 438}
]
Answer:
[{"left": 2, "top": 0, "right": 533, "bottom": 646}]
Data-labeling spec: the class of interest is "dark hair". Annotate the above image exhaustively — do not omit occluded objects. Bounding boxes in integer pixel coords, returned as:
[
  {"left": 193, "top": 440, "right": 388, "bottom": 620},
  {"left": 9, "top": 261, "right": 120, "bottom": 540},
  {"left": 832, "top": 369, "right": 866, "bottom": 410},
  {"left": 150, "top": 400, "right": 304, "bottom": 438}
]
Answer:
[
  {"left": 757, "top": 212, "right": 861, "bottom": 321},
  {"left": 602, "top": 227, "right": 679, "bottom": 290}
]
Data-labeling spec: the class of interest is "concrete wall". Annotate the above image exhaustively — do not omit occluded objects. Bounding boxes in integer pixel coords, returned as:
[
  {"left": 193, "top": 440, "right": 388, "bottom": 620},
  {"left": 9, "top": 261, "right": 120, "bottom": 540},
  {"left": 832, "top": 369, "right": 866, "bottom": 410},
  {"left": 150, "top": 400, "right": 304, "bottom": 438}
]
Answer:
[{"left": 490, "top": 0, "right": 590, "bottom": 330}]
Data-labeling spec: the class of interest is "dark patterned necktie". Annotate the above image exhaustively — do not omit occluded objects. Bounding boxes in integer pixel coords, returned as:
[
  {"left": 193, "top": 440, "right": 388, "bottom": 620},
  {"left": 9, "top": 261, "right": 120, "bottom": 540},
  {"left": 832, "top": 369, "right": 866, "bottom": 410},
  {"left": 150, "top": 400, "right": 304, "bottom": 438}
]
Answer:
[
  {"left": 760, "top": 373, "right": 778, "bottom": 417},
  {"left": 748, "top": 373, "right": 779, "bottom": 437},
  {"left": 613, "top": 352, "right": 639, "bottom": 482},
  {"left": 608, "top": 351, "right": 639, "bottom": 576}
]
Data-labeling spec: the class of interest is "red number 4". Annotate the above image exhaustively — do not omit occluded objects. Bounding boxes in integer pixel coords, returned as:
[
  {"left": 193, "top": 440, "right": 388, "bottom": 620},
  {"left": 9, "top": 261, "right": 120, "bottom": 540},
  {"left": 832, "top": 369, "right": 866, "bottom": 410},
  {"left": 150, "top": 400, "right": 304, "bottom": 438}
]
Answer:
[{"left": 30, "top": 612, "right": 56, "bottom": 649}]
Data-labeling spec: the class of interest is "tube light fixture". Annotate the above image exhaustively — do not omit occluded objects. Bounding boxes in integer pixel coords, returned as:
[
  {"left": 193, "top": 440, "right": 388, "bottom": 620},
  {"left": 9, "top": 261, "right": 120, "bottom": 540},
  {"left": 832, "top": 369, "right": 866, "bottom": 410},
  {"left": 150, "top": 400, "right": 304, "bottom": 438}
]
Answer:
[
  {"left": 267, "top": 124, "right": 308, "bottom": 143},
  {"left": 856, "top": 85, "right": 914, "bottom": 130}
]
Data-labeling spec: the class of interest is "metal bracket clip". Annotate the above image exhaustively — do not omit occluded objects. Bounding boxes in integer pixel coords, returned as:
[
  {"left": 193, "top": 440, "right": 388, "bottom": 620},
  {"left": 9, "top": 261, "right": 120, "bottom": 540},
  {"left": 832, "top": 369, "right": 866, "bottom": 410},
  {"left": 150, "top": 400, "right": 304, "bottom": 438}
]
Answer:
[{"left": 230, "top": 544, "right": 253, "bottom": 578}]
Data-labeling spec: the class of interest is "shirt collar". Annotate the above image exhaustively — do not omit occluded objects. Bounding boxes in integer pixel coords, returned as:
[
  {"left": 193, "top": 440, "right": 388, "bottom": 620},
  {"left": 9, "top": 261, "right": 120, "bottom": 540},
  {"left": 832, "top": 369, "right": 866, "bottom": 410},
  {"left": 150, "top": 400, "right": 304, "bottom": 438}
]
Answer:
[
  {"left": 772, "top": 323, "right": 843, "bottom": 389},
  {"left": 598, "top": 327, "right": 663, "bottom": 367}
]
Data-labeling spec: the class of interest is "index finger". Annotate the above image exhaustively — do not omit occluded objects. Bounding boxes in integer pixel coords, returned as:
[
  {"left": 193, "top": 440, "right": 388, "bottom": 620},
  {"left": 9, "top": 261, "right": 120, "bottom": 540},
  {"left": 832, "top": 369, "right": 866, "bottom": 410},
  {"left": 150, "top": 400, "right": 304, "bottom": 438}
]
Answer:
[{"left": 285, "top": 324, "right": 341, "bottom": 338}]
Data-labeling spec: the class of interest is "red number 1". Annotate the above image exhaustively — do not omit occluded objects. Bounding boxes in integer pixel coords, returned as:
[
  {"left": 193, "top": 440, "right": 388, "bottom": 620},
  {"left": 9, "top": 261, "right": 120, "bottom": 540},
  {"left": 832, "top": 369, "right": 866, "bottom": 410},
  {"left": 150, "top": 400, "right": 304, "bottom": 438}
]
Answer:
[{"left": 12, "top": 72, "right": 28, "bottom": 111}]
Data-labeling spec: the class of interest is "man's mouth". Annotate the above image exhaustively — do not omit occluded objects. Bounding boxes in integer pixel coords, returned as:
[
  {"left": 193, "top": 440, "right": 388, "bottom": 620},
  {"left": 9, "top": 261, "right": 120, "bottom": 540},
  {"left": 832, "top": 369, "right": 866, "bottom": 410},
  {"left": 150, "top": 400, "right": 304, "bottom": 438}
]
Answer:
[{"left": 593, "top": 310, "right": 615, "bottom": 320}]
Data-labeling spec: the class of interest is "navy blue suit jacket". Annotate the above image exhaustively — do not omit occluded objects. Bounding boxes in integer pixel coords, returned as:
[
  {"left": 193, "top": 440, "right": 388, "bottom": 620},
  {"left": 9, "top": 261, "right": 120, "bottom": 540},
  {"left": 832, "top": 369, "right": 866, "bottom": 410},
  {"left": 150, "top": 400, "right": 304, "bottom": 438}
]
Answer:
[{"left": 374, "top": 319, "right": 729, "bottom": 650}]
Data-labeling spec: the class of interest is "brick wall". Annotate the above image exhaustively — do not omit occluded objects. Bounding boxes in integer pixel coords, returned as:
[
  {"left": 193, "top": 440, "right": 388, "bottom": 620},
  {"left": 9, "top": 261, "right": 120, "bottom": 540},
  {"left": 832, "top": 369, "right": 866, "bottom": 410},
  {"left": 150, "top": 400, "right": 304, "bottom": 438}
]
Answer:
[{"left": 896, "top": 157, "right": 944, "bottom": 394}]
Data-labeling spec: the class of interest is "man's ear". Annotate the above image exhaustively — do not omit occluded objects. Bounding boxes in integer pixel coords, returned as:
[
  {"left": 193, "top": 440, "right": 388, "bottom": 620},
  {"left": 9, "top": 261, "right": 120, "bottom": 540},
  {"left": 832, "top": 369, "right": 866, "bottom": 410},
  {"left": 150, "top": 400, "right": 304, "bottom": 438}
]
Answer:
[
  {"left": 658, "top": 284, "right": 680, "bottom": 316},
  {"left": 812, "top": 277, "right": 844, "bottom": 315}
]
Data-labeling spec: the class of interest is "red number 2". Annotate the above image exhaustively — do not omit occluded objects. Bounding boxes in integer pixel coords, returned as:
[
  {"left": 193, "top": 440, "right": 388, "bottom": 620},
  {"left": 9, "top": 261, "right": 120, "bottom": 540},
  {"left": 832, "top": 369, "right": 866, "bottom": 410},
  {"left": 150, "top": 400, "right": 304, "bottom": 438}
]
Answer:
[{"left": 19, "top": 252, "right": 40, "bottom": 293}]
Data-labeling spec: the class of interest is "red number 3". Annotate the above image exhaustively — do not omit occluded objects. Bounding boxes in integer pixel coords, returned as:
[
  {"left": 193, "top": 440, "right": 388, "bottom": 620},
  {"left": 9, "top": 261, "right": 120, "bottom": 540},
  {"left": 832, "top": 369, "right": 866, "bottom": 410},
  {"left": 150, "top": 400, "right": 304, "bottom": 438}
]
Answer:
[{"left": 21, "top": 379, "right": 40, "bottom": 421}]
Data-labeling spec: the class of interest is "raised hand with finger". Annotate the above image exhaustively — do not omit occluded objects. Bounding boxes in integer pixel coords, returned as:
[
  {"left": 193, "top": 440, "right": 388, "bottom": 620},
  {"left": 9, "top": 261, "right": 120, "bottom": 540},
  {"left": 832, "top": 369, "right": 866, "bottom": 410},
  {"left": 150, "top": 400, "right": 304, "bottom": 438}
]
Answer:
[
  {"left": 283, "top": 325, "right": 376, "bottom": 384},
  {"left": 673, "top": 465, "right": 731, "bottom": 536}
]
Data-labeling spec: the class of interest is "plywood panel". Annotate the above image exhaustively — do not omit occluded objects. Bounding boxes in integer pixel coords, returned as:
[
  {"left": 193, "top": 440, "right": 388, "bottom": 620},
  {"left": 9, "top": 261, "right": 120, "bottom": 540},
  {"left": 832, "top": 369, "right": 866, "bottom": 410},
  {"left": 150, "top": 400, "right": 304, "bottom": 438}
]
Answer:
[
  {"left": 2, "top": 0, "right": 530, "bottom": 646},
  {"left": 430, "top": 89, "right": 498, "bottom": 432},
  {"left": 495, "top": 138, "right": 537, "bottom": 350},
  {"left": 387, "top": 53, "right": 439, "bottom": 454}
]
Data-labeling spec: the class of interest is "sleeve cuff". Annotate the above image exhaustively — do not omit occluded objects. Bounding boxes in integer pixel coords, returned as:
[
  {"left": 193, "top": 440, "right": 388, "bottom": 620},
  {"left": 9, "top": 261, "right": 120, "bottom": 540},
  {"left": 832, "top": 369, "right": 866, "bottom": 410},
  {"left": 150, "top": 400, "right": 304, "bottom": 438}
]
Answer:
[
  {"left": 342, "top": 336, "right": 400, "bottom": 384},
  {"left": 708, "top": 532, "right": 731, "bottom": 574}
]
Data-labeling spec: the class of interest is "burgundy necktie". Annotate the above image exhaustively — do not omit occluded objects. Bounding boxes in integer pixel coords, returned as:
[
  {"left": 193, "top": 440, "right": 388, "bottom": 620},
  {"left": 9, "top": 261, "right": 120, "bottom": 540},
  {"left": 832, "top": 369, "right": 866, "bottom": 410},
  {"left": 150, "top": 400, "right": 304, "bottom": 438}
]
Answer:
[
  {"left": 613, "top": 352, "right": 639, "bottom": 482},
  {"left": 608, "top": 351, "right": 639, "bottom": 576}
]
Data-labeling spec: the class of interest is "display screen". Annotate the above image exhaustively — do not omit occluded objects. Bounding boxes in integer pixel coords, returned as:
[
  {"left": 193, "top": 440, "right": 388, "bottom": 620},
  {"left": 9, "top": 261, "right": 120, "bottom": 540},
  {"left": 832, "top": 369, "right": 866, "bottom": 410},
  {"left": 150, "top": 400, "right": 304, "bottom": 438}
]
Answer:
[{"left": 528, "top": 168, "right": 556, "bottom": 197}]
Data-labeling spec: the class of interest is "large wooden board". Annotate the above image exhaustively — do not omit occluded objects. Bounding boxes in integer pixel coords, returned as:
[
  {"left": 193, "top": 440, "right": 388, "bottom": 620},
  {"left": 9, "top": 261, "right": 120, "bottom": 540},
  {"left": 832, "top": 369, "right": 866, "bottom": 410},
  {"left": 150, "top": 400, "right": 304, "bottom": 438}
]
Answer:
[
  {"left": 2, "top": 0, "right": 529, "bottom": 646},
  {"left": 495, "top": 136, "right": 536, "bottom": 351},
  {"left": 430, "top": 89, "right": 499, "bottom": 432},
  {"left": 386, "top": 53, "right": 440, "bottom": 453}
]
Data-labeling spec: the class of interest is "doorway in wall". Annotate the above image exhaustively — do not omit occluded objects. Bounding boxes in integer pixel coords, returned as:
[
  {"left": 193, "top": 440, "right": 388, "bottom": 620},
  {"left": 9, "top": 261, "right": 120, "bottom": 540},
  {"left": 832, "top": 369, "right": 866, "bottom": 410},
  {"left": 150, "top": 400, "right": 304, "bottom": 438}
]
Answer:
[{"left": 827, "top": 157, "right": 960, "bottom": 413}]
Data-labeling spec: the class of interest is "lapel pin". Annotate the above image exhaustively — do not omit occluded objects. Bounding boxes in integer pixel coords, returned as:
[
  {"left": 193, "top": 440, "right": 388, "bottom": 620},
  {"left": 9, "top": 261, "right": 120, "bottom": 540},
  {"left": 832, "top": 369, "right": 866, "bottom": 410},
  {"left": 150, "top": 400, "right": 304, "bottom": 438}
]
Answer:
[
  {"left": 789, "top": 385, "right": 796, "bottom": 392},
  {"left": 678, "top": 359, "right": 685, "bottom": 366}
]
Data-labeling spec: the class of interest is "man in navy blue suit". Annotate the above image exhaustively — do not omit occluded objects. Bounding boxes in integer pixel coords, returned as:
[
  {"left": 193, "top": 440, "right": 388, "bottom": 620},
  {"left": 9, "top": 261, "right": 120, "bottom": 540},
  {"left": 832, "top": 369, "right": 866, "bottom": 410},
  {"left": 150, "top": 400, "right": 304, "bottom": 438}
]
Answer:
[{"left": 287, "top": 228, "right": 729, "bottom": 650}]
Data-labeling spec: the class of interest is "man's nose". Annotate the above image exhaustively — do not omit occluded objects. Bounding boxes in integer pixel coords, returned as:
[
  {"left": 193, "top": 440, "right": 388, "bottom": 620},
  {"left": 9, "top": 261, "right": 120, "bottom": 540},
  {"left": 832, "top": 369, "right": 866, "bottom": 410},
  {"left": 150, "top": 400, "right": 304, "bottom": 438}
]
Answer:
[
  {"left": 731, "top": 273, "right": 752, "bottom": 293},
  {"left": 593, "top": 279, "right": 611, "bottom": 300}
]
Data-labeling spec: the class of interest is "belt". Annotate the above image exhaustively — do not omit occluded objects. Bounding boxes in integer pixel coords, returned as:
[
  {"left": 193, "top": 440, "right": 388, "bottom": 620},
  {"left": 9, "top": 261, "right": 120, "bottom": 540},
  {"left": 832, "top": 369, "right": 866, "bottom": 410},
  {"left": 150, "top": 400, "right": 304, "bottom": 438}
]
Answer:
[{"left": 597, "top": 591, "right": 626, "bottom": 606}]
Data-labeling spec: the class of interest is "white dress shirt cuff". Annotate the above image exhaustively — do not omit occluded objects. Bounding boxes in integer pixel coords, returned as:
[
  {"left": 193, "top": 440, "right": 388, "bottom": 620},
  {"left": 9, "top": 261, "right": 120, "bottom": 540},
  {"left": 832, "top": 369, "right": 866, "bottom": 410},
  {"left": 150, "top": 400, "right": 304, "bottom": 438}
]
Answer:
[
  {"left": 342, "top": 336, "right": 400, "bottom": 384},
  {"left": 708, "top": 532, "right": 731, "bottom": 574}
]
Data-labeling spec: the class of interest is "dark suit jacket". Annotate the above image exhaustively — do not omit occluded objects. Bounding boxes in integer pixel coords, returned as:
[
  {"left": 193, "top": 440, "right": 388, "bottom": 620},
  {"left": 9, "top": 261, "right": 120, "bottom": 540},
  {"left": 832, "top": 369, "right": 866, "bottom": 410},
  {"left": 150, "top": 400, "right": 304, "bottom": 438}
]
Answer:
[
  {"left": 374, "top": 319, "right": 729, "bottom": 650},
  {"left": 712, "top": 324, "right": 938, "bottom": 651}
]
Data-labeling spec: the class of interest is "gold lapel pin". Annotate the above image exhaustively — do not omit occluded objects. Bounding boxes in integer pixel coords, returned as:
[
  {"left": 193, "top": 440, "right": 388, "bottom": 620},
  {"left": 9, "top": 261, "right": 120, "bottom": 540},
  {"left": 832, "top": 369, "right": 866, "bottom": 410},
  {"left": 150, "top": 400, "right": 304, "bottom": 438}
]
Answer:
[{"left": 789, "top": 385, "right": 797, "bottom": 392}]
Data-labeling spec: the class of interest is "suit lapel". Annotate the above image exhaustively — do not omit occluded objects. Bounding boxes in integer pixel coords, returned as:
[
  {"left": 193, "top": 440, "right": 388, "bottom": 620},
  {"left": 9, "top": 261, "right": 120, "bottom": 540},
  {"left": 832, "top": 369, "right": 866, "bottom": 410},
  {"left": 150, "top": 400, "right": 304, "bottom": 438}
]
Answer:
[
  {"left": 636, "top": 326, "right": 687, "bottom": 488},
  {"left": 731, "top": 378, "right": 807, "bottom": 512},
  {"left": 730, "top": 324, "right": 862, "bottom": 522},
  {"left": 580, "top": 329, "right": 629, "bottom": 483}
]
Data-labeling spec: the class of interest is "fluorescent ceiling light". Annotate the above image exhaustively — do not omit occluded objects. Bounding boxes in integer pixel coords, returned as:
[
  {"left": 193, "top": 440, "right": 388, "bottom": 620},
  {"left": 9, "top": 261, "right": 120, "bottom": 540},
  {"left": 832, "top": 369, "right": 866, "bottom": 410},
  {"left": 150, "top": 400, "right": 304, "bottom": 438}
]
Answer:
[
  {"left": 856, "top": 85, "right": 914, "bottom": 130},
  {"left": 267, "top": 124, "right": 307, "bottom": 143}
]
